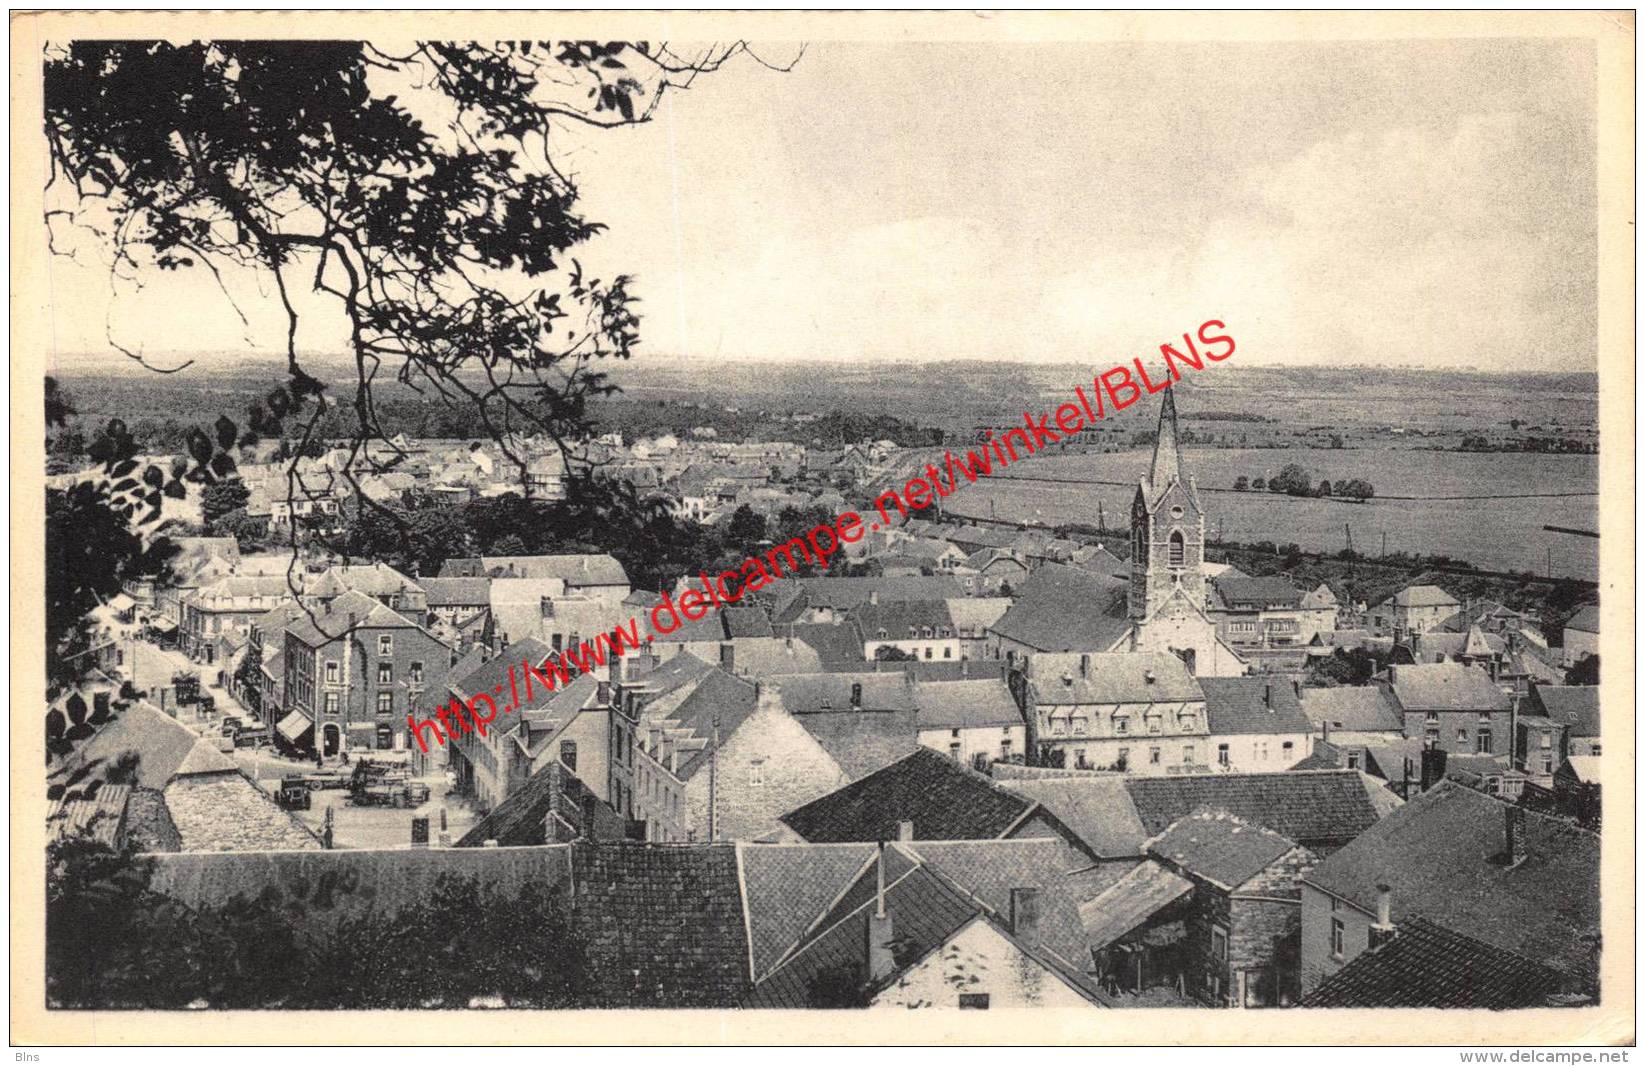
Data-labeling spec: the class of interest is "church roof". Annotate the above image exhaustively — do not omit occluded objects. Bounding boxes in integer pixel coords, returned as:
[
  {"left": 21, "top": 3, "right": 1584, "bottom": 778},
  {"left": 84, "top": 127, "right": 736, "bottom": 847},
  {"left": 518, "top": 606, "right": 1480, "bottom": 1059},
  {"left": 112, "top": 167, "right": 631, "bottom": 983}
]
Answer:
[{"left": 1139, "top": 389, "right": 1200, "bottom": 511}]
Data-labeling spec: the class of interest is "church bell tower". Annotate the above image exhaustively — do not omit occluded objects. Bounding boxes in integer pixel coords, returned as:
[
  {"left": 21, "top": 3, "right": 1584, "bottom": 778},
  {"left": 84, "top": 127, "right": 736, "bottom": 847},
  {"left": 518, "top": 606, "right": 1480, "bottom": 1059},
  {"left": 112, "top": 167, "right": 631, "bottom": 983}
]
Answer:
[{"left": 1128, "top": 388, "right": 1206, "bottom": 622}]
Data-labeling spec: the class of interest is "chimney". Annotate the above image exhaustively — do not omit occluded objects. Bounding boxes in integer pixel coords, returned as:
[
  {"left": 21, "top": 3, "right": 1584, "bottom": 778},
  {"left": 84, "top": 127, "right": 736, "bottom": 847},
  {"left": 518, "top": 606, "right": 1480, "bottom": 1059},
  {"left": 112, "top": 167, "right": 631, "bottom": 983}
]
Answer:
[
  {"left": 1263, "top": 681, "right": 1272, "bottom": 709},
  {"left": 1010, "top": 887, "right": 1042, "bottom": 948},
  {"left": 1321, "top": 718, "right": 1330, "bottom": 745},
  {"left": 896, "top": 819, "right": 914, "bottom": 841},
  {"left": 866, "top": 843, "right": 896, "bottom": 981},
  {"left": 1419, "top": 746, "right": 1448, "bottom": 791},
  {"left": 1144, "top": 669, "right": 1156, "bottom": 685},
  {"left": 596, "top": 680, "right": 611, "bottom": 706},
  {"left": 1505, "top": 804, "right": 1528, "bottom": 866},
  {"left": 719, "top": 641, "right": 735, "bottom": 675},
  {"left": 1369, "top": 883, "right": 1396, "bottom": 949}
]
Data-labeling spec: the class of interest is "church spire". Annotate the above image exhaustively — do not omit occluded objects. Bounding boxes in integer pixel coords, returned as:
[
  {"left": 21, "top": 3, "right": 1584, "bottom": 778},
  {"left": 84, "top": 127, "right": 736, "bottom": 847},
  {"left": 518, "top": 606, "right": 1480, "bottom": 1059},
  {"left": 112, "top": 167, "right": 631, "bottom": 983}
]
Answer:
[{"left": 1149, "top": 387, "right": 1182, "bottom": 489}]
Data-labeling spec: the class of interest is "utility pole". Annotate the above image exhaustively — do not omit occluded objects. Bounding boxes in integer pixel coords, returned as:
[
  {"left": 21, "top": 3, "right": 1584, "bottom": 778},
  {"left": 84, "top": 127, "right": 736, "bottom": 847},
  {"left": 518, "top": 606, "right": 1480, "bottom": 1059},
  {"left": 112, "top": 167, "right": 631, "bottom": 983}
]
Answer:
[
  {"left": 708, "top": 710, "right": 720, "bottom": 842},
  {"left": 1345, "top": 523, "right": 1353, "bottom": 555}
]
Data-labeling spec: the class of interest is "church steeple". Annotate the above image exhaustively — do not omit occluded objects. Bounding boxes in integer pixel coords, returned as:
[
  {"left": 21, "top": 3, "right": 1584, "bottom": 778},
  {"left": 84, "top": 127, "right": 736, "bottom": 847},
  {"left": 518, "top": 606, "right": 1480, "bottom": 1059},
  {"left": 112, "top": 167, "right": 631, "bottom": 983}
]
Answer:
[{"left": 1149, "top": 386, "right": 1182, "bottom": 491}]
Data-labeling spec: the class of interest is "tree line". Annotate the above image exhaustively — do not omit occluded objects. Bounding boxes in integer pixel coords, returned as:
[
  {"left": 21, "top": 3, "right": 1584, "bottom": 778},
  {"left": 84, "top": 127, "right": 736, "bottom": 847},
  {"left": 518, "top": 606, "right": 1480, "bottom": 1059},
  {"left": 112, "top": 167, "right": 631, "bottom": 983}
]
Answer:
[{"left": 1233, "top": 463, "right": 1375, "bottom": 500}]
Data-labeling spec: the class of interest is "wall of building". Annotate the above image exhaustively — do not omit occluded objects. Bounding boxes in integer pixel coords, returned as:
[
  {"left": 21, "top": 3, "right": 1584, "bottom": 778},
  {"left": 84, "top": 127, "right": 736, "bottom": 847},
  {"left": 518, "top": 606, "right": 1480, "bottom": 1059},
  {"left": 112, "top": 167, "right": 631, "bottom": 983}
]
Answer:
[
  {"left": 685, "top": 703, "right": 848, "bottom": 843},
  {"left": 918, "top": 724, "right": 1027, "bottom": 767},
  {"left": 1210, "top": 730, "right": 1313, "bottom": 772},
  {"left": 1298, "top": 883, "right": 1376, "bottom": 995},
  {"left": 1563, "top": 629, "right": 1599, "bottom": 666},
  {"left": 1402, "top": 710, "right": 1514, "bottom": 756},
  {"left": 870, "top": 918, "right": 1092, "bottom": 1009}
]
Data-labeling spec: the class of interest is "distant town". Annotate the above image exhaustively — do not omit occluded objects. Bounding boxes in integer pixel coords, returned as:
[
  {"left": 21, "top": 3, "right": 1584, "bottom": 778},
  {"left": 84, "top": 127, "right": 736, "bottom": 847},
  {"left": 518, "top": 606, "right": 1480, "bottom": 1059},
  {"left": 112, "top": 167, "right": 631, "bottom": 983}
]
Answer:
[{"left": 46, "top": 376, "right": 1601, "bottom": 1010}]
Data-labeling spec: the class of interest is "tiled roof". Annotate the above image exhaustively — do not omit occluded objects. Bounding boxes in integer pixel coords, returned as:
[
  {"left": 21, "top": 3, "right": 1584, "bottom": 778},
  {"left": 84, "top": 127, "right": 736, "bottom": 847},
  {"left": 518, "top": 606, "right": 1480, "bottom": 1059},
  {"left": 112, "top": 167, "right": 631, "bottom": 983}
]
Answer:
[
  {"left": 1303, "top": 782, "right": 1599, "bottom": 984},
  {"left": 997, "top": 776, "right": 1148, "bottom": 858},
  {"left": 1529, "top": 685, "right": 1599, "bottom": 738},
  {"left": 1200, "top": 677, "right": 1312, "bottom": 736},
  {"left": 780, "top": 747, "right": 1035, "bottom": 843},
  {"left": 1300, "top": 918, "right": 1569, "bottom": 1008},
  {"left": 849, "top": 599, "right": 956, "bottom": 640},
  {"left": 987, "top": 563, "right": 1133, "bottom": 653},
  {"left": 945, "top": 596, "right": 1011, "bottom": 636},
  {"left": 1300, "top": 686, "right": 1404, "bottom": 732},
  {"left": 1384, "top": 663, "right": 1511, "bottom": 713},
  {"left": 1145, "top": 809, "right": 1302, "bottom": 891},
  {"left": 124, "top": 787, "right": 182, "bottom": 852},
  {"left": 569, "top": 842, "right": 750, "bottom": 1007},
  {"left": 1562, "top": 603, "right": 1600, "bottom": 634},
  {"left": 48, "top": 784, "right": 131, "bottom": 847},
  {"left": 792, "top": 709, "right": 920, "bottom": 780},
  {"left": 54, "top": 702, "right": 212, "bottom": 790},
  {"left": 1214, "top": 575, "right": 1301, "bottom": 608},
  {"left": 162, "top": 771, "right": 322, "bottom": 852},
  {"left": 456, "top": 760, "right": 625, "bottom": 847},
  {"left": 915, "top": 677, "right": 1024, "bottom": 732},
  {"left": 1125, "top": 770, "right": 1386, "bottom": 849},
  {"left": 1300, "top": 583, "right": 1339, "bottom": 609},
  {"left": 1027, "top": 651, "right": 1203, "bottom": 705},
  {"left": 717, "top": 636, "right": 825, "bottom": 677}
]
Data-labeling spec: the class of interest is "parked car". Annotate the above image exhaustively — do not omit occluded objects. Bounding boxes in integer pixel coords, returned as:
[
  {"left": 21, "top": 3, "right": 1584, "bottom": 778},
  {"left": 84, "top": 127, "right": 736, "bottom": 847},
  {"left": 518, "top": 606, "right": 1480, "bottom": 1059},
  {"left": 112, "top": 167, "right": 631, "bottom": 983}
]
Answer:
[{"left": 276, "top": 776, "right": 313, "bottom": 811}]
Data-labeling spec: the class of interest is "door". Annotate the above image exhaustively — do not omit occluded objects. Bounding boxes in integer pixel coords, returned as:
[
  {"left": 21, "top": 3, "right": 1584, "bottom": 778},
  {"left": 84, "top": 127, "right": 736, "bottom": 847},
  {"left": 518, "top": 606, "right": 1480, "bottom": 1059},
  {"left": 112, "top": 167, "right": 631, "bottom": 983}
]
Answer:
[{"left": 322, "top": 723, "right": 341, "bottom": 757}]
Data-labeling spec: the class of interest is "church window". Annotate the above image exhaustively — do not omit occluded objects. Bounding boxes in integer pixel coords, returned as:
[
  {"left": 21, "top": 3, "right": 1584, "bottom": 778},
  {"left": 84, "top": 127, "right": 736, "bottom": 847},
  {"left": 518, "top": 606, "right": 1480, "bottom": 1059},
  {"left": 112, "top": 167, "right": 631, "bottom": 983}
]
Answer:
[{"left": 1169, "top": 531, "right": 1185, "bottom": 568}]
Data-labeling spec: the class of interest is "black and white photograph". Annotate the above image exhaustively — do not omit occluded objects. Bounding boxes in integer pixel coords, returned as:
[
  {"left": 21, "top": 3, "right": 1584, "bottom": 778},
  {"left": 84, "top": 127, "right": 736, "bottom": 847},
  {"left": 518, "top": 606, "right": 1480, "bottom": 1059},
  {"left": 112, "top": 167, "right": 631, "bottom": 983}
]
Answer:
[{"left": 11, "top": 8, "right": 1634, "bottom": 1048}]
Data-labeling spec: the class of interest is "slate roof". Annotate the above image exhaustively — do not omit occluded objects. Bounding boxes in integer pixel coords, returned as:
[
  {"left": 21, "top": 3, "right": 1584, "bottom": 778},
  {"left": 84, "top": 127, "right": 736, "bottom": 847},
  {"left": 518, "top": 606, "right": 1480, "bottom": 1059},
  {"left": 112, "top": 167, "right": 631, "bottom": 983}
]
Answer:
[
  {"left": 54, "top": 701, "right": 216, "bottom": 790},
  {"left": 1389, "top": 585, "right": 1462, "bottom": 608},
  {"left": 997, "top": 776, "right": 1149, "bottom": 858},
  {"left": 456, "top": 760, "right": 626, "bottom": 847},
  {"left": 418, "top": 576, "right": 491, "bottom": 607},
  {"left": 718, "top": 636, "right": 825, "bottom": 677},
  {"left": 1146, "top": 809, "right": 1301, "bottom": 891},
  {"left": 451, "top": 637, "right": 552, "bottom": 704},
  {"left": 723, "top": 605, "right": 774, "bottom": 638},
  {"left": 1124, "top": 770, "right": 1386, "bottom": 850},
  {"left": 1528, "top": 685, "right": 1599, "bottom": 738},
  {"left": 1562, "top": 603, "right": 1600, "bottom": 634},
  {"left": 1300, "top": 686, "right": 1404, "bottom": 732},
  {"left": 569, "top": 843, "right": 750, "bottom": 1007},
  {"left": 792, "top": 709, "right": 920, "bottom": 780},
  {"left": 659, "top": 670, "right": 761, "bottom": 781},
  {"left": 782, "top": 623, "right": 868, "bottom": 669},
  {"left": 285, "top": 590, "right": 422, "bottom": 646},
  {"left": 1199, "top": 677, "right": 1312, "bottom": 736},
  {"left": 987, "top": 563, "right": 1132, "bottom": 653},
  {"left": 773, "top": 672, "right": 919, "bottom": 714},
  {"left": 1302, "top": 781, "right": 1600, "bottom": 984},
  {"left": 780, "top": 748, "right": 1036, "bottom": 843},
  {"left": 1079, "top": 859, "right": 1195, "bottom": 950},
  {"left": 1300, "top": 918, "right": 1569, "bottom": 1008},
  {"left": 1028, "top": 651, "right": 1203, "bottom": 705},
  {"left": 738, "top": 842, "right": 877, "bottom": 979},
  {"left": 847, "top": 599, "right": 956, "bottom": 640},
  {"left": 766, "top": 576, "right": 966, "bottom": 614},
  {"left": 945, "top": 596, "right": 1012, "bottom": 636},
  {"left": 448, "top": 553, "right": 630, "bottom": 587},
  {"left": 914, "top": 677, "right": 1024, "bottom": 731},
  {"left": 1384, "top": 663, "right": 1511, "bottom": 713}
]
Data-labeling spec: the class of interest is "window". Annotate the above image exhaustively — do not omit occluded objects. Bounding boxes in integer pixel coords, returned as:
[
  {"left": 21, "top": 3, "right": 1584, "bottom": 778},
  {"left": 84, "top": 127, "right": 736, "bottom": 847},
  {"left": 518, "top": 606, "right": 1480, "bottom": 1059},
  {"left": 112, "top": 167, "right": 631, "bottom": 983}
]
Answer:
[
  {"left": 1282, "top": 741, "right": 1294, "bottom": 759},
  {"left": 1540, "top": 732, "right": 1552, "bottom": 749},
  {"left": 560, "top": 740, "right": 577, "bottom": 772},
  {"left": 949, "top": 742, "right": 962, "bottom": 760},
  {"left": 325, "top": 660, "right": 340, "bottom": 684},
  {"left": 1146, "top": 712, "right": 1163, "bottom": 735},
  {"left": 1217, "top": 743, "right": 1230, "bottom": 766},
  {"left": 1211, "top": 926, "right": 1228, "bottom": 961},
  {"left": 1169, "top": 531, "right": 1185, "bottom": 567},
  {"left": 1542, "top": 758, "right": 1553, "bottom": 774},
  {"left": 1475, "top": 729, "right": 1492, "bottom": 754},
  {"left": 851, "top": 683, "right": 863, "bottom": 706},
  {"left": 1182, "top": 745, "right": 1195, "bottom": 764},
  {"left": 1425, "top": 710, "right": 1439, "bottom": 723},
  {"left": 958, "top": 993, "right": 990, "bottom": 1010},
  {"left": 410, "top": 661, "right": 424, "bottom": 685},
  {"left": 1346, "top": 752, "right": 1361, "bottom": 770},
  {"left": 1456, "top": 728, "right": 1468, "bottom": 743},
  {"left": 1149, "top": 746, "right": 1161, "bottom": 765},
  {"left": 377, "top": 661, "right": 392, "bottom": 685},
  {"left": 1072, "top": 716, "right": 1088, "bottom": 735},
  {"left": 923, "top": 647, "right": 933, "bottom": 660},
  {"left": 378, "top": 634, "right": 393, "bottom": 656},
  {"left": 1330, "top": 917, "right": 1346, "bottom": 959},
  {"left": 951, "top": 728, "right": 961, "bottom": 738},
  {"left": 324, "top": 692, "right": 340, "bottom": 715},
  {"left": 1114, "top": 713, "right": 1130, "bottom": 736},
  {"left": 540, "top": 596, "right": 555, "bottom": 618},
  {"left": 1052, "top": 717, "right": 1069, "bottom": 736},
  {"left": 376, "top": 691, "right": 393, "bottom": 715},
  {"left": 1255, "top": 740, "right": 1269, "bottom": 761},
  {"left": 944, "top": 647, "right": 953, "bottom": 659},
  {"left": 1591, "top": 742, "right": 1602, "bottom": 756},
  {"left": 376, "top": 724, "right": 394, "bottom": 750},
  {"left": 1117, "top": 747, "right": 1129, "bottom": 768},
  {"left": 1000, "top": 738, "right": 1013, "bottom": 759}
]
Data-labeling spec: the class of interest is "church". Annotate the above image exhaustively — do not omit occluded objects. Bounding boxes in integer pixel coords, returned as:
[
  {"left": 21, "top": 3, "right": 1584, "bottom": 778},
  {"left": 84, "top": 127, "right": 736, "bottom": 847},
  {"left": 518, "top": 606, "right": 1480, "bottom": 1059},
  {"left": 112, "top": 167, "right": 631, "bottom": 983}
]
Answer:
[{"left": 1119, "top": 388, "right": 1248, "bottom": 677}]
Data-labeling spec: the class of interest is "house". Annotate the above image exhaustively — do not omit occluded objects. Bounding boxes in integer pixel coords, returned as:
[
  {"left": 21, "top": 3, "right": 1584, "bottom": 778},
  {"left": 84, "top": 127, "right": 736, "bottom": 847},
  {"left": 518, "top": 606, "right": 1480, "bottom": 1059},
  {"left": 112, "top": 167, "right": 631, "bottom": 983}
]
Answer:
[
  {"left": 761, "top": 576, "right": 965, "bottom": 624},
  {"left": 1523, "top": 683, "right": 1600, "bottom": 756},
  {"left": 441, "top": 553, "right": 631, "bottom": 607},
  {"left": 851, "top": 599, "right": 961, "bottom": 663},
  {"left": 1198, "top": 677, "right": 1314, "bottom": 772},
  {"left": 1560, "top": 604, "right": 1600, "bottom": 666},
  {"left": 281, "top": 590, "right": 455, "bottom": 757},
  {"left": 1514, "top": 714, "right": 1570, "bottom": 787},
  {"left": 773, "top": 672, "right": 921, "bottom": 779},
  {"left": 744, "top": 838, "right": 1110, "bottom": 1009},
  {"left": 1133, "top": 809, "right": 1318, "bottom": 1007},
  {"left": 1377, "top": 662, "right": 1512, "bottom": 757},
  {"left": 945, "top": 597, "right": 1011, "bottom": 661},
  {"left": 987, "top": 563, "right": 1133, "bottom": 663},
  {"left": 777, "top": 747, "right": 1091, "bottom": 860},
  {"left": 180, "top": 574, "right": 304, "bottom": 662},
  {"left": 418, "top": 576, "right": 491, "bottom": 631},
  {"left": 916, "top": 676, "right": 1026, "bottom": 768},
  {"left": 456, "top": 759, "right": 627, "bottom": 847},
  {"left": 1407, "top": 624, "right": 1509, "bottom": 679},
  {"left": 1023, "top": 652, "right": 1208, "bottom": 773},
  {"left": 1208, "top": 575, "right": 1308, "bottom": 649},
  {"left": 1298, "top": 685, "right": 1404, "bottom": 738},
  {"left": 308, "top": 563, "right": 427, "bottom": 615},
  {"left": 1298, "top": 781, "right": 1599, "bottom": 999},
  {"left": 628, "top": 664, "right": 761, "bottom": 842},
  {"left": 1368, "top": 585, "right": 1462, "bottom": 638},
  {"left": 963, "top": 548, "right": 1029, "bottom": 595}
]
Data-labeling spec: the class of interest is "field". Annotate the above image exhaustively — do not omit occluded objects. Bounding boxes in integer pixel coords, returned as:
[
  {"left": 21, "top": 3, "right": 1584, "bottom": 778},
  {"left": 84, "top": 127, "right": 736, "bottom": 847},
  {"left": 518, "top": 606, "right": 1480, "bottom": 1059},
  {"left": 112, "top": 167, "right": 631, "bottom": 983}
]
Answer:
[{"left": 931, "top": 447, "right": 1599, "bottom": 581}]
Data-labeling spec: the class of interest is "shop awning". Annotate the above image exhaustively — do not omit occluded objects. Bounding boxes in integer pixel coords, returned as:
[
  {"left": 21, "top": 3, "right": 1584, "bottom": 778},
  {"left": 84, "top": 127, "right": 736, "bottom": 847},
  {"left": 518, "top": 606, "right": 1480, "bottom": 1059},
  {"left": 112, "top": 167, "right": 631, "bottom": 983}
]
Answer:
[
  {"left": 150, "top": 616, "right": 178, "bottom": 633},
  {"left": 108, "top": 593, "right": 136, "bottom": 612},
  {"left": 1079, "top": 860, "right": 1195, "bottom": 951},
  {"left": 276, "top": 710, "right": 313, "bottom": 744}
]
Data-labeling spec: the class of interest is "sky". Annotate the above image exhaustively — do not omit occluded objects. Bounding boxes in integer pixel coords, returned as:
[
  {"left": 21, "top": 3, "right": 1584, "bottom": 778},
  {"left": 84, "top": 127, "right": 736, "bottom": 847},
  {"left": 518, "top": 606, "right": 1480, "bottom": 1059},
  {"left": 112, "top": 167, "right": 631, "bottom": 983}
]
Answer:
[{"left": 44, "top": 36, "right": 1598, "bottom": 372}]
